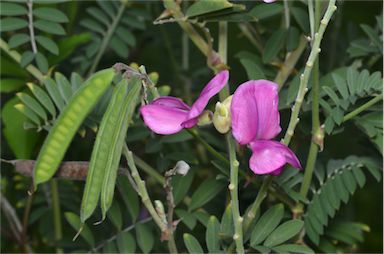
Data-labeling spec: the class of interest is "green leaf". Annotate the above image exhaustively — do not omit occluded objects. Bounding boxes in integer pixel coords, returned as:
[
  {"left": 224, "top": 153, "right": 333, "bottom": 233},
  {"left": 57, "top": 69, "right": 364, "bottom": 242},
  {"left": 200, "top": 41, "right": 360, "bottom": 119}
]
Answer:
[
  {"left": 287, "top": 27, "right": 300, "bottom": 51},
  {"left": 264, "top": 220, "right": 304, "bottom": 247},
  {"left": 64, "top": 212, "right": 95, "bottom": 246},
  {"left": 186, "top": 0, "right": 233, "bottom": 18},
  {"left": 291, "top": 7, "right": 310, "bottom": 34},
  {"left": 42, "top": 77, "right": 65, "bottom": 111},
  {"left": 80, "top": 18, "right": 105, "bottom": 35},
  {"left": 323, "top": 86, "right": 340, "bottom": 106},
  {"left": 188, "top": 178, "right": 225, "bottom": 211},
  {"left": 16, "top": 92, "right": 48, "bottom": 121},
  {"left": 136, "top": 224, "right": 154, "bottom": 254},
  {"left": 175, "top": 209, "right": 197, "bottom": 230},
  {"left": 272, "top": 244, "right": 314, "bottom": 254},
  {"left": 107, "top": 201, "right": 123, "bottom": 230},
  {"left": 35, "top": 36, "right": 59, "bottom": 55},
  {"left": 194, "top": 210, "right": 210, "bottom": 227},
  {"left": 172, "top": 170, "right": 194, "bottom": 205},
  {"left": 206, "top": 216, "right": 220, "bottom": 253},
  {"left": 249, "top": 3, "right": 283, "bottom": 20},
  {"left": 0, "top": 17, "right": 28, "bottom": 32},
  {"left": 116, "top": 231, "right": 136, "bottom": 253},
  {"left": 8, "top": 33, "right": 30, "bottom": 48},
  {"left": 2, "top": 97, "right": 40, "bottom": 158},
  {"left": 48, "top": 33, "right": 91, "bottom": 65},
  {"left": 183, "top": 233, "right": 204, "bottom": 254},
  {"left": 71, "top": 72, "right": 83, "bottom": 92},
  {"left": 117, "top": 177, "right": 139, "bottom": 221},
  {"left": 116, "top": 26, "right": 136, "bottom": 47},
  {"left": 263, "top": 29, "right": 287, "bottom": 63},
  {"left": 237, "top": 52, "right": 266, "bottom": 80},
  {"left": 14, "top": 101, "right": 41, "bottom": 126},
  {"left": 0, "top": 78, "right": 25, "bottom": 93},
  {"left": 34, "top": 20, "right": 66, "bottom": 35},
  {"left": 33, "top": 7, "right": 69, "bottom": 23},
  {"left": 103, "top": 242, "right": 117, "bottom": 253},
  {"left": 86, "top": 7, "right": 110, "bottom": 27},
  {"left": 55, "top": 72, "right": 73, "bottom": 103},
  {"left": 250, "top": 204, "right": 284, "bottom": 247},
  {"left": 360, "top": 24, "right": 382, "bottom": 51},
  {"left": 0, "top": 2, "right": 27, "bottom": 16},
  {"left": 220, "top": 204, "right": 234, "bottom": 239},
  {"left": 35, "top": 52, "right": 49, "bottom": 73},
  {"left": 342, "top": 169, "right": 357, "bottom": 194},
  {"left": 27, "top": 82, "right": 56, "bottom": 118},
  {"left": 20, "top": 51, "right": 35, "bottom": 67},
  {"left": 110, "top": 35, "right": 129, "bottom": 58},
  {"left": 97, "top": 0, "right": 116, "bottom": 19}
]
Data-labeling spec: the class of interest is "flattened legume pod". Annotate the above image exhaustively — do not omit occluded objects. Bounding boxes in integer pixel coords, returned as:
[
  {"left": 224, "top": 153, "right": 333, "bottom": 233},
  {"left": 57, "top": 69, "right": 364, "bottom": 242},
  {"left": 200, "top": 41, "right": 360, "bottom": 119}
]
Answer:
[
  {"left": 33, "top": 68, "right": 115, "bottom": 189},
  {"left": 80, "top": 79, "right": 129, "bottom": 222},
  {"left": 100, "top": 77, "right": 141, "bottom": 219}
]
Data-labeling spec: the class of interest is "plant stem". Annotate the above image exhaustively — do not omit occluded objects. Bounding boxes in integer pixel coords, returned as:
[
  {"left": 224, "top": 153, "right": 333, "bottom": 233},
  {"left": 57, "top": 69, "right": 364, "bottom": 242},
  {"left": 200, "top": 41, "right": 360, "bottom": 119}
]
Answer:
[
  {"left": 51, "top": 180, "right": 63, "bottom": 254},
  {"left": 218, "top": 21, "right": 244, "bottom": 254},
  {"left": 88, "top": 2, "right": 126, "bottom": 75},
  {"left": 27, "top": 0, "right": 37, "bottom": 54},
  {"left": 132, "top": 154, "right": 165, "bottom": 185},
  {"left": 0, "top": 38, "right": 44, "bottom": 81},
  {"left": 342, "top": 94, "right": 383, "bottom": 122},
  {"left": 122, "top": 144, "right": 168, "bottom": 235},
  {"left": 299, "top": 0, "right": 328, "bottom": 202},
  {"left": 283, "top": 0, "right": 290, "bottom": 29},
  {"left": 242, "top": 175, "right": 273, "bottom": 240},
  {"left": 282, "top": 0, "right": 337, "bottom": 145},
  {"left": 308, "top": 0, "right": 315, "bottom": 40},
  {"left": 164, "top": 169, "right": 178, "bottom": 253}
]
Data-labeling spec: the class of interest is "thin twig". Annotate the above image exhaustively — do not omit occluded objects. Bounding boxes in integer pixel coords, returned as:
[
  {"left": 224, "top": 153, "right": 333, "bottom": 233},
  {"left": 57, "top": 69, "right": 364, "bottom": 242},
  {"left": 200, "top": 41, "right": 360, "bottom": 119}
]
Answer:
[
  {"left": 282, "top": 0, "right": 337, "bottom": 145},
  {"left": 27, "top": 0, "right": 37, "bottom": 54},
  {"left": 164, "top": 168, "right": 178, "bottom": 253}
]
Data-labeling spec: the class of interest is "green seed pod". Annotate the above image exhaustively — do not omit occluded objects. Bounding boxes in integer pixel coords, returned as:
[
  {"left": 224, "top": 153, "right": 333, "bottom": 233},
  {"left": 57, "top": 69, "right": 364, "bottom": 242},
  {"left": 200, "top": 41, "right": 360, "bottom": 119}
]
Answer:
[
  {"left": 81, "top": 80, "right": 128, "bottom": 222},
  {"left": 100, "top": 77, "right": 141, "bottom": 219},
  {"left": 213, "top": 95, "right": 232, "bottom": 134},
  {"left": 33, "top": 68, "right": 115, "bottom": 189}
]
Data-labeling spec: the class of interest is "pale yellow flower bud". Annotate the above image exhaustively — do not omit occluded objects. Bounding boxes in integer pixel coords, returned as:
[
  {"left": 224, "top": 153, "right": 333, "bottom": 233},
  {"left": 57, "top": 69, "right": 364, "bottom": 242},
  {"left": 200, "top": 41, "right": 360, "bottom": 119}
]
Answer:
[
  {"left": 213, "top": 95, "right": 232, "bottom": 134},
  {"left": 197, "top": 110, "right": 213, "bottom": 126}
]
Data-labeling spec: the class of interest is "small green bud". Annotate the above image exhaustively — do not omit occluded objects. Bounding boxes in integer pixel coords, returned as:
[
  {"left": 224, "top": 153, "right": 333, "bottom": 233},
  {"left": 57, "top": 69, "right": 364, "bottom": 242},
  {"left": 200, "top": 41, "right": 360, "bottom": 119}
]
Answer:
[
  {"left": 158, "top": 85, "right": 171, "bottom": 96},
  {"left": 149, "top": 72, "right": 159, "bottom": 84}
]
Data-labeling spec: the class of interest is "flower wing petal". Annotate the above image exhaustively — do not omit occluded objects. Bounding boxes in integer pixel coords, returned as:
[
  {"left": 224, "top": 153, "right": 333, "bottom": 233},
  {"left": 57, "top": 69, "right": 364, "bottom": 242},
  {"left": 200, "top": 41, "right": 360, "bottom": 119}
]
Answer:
[
  {"left": 183, "top": 70, "right": 229, "bottom": 125},
  {"left": 140, "top": 97, "right": 190, "bottom": 135},
  {"left": 249, "top": 140, "right": 301, "bottom": 175}
]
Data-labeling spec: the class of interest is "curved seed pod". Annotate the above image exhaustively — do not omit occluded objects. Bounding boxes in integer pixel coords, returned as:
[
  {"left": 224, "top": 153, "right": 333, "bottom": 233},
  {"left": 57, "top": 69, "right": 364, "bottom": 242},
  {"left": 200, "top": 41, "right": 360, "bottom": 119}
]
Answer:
[
  {"left": 33, "top": 68, "right": 115, "bottom": 189},
  {"left": 80, "top": 80, "right": 129, "bottom": 222},
  {"left": 100, "top": 77, "right": 141, "bottom": 220}
]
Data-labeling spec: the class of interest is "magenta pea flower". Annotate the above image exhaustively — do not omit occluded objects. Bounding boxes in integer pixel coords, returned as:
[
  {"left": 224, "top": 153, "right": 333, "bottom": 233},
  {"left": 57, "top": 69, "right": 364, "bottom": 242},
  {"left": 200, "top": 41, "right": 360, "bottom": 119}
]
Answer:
[
  {"left": 231, "top": 80, "right": 301, "bottom": 175},
  {"left": 140, "top": 70, "right": 229, "bottom": 135}
]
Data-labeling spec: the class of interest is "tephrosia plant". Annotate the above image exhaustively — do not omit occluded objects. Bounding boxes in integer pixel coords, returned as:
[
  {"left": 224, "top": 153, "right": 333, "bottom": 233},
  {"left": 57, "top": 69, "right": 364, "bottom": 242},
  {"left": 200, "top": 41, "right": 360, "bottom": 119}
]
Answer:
[{"left": 1, "top": 0, "right": 382, "bottom": 253}]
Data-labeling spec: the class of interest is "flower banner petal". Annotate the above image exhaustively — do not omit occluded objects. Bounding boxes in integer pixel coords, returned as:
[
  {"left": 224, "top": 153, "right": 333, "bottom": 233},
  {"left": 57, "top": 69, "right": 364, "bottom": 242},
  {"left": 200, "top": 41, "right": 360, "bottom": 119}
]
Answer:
[
  {"left": 151, "top": 96, "right": 191, "bottom": 111},
  {"left": 183, "top": 70, "right": 229, "bottom": 125},
  {"left": 249, "top": 140, "right": 301, "bottom": 175}
]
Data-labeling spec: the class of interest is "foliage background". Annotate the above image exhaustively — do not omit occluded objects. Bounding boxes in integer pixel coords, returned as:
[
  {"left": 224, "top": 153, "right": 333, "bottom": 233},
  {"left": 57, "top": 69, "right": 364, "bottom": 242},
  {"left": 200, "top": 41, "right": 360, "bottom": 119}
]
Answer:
[{"left": 1, "top": 0, "right": 382, "bottom": 253}]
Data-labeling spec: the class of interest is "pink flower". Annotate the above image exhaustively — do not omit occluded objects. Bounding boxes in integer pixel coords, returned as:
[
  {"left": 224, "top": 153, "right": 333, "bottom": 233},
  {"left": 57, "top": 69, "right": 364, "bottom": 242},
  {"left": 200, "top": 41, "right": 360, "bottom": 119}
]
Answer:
[
  {"left": 263, "top": 0, "right": 276, "bottom": 3},
  {"left": 231, "top": 80, "right": 301, "bottom": 175},
  {"left": 140, "top": 70, "right": 229, "bottom": 135}
]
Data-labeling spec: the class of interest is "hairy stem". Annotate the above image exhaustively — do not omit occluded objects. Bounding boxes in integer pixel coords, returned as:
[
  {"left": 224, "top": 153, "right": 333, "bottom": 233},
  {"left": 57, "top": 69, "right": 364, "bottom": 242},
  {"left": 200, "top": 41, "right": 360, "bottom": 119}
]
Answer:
[
  {"left": 218, "top": 21, "right": 244, "bottom": 254},
  {"left": 51, "top": 180, "right": 63, "bottom": 254},
  {"left": 88, "top": 2, "right": 126, "bottom": 75},
  {"left": 283, "top": 0, "right": 337, "bottom": 145},
  {"left": 27, "top": 0, "right": 37, "bottom": 54},
  {"left": 342, "top": 94, "right": 383, "bottom": 122},
  {"left": 0, "top": 38, "right": 44, "bottom": 81},
  {"left": 122, "top": 144, "right": 168, "bottom": 235},
  {"left": 164, "top": 169, "right": 178, "bottom": 253}
]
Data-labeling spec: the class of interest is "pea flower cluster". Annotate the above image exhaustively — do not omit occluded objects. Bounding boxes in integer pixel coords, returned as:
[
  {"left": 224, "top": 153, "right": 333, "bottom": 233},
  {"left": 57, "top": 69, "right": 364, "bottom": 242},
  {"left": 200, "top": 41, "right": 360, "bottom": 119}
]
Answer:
[{"left": 140, "top": 71, "right": 301, "bottom": 175}]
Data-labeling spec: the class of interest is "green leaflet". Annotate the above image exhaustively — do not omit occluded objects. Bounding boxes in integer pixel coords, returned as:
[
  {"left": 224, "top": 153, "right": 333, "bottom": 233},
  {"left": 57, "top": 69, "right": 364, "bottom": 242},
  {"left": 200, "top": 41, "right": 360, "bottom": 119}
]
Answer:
[{"left": 33, "top": 68, "right": 115, "bottom": 188}]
